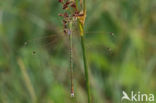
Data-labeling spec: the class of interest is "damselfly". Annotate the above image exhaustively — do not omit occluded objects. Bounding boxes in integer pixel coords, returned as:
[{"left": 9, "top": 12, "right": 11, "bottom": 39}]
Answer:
[{"left": 22, "top": 30, "right": 116, "bottom": 97}]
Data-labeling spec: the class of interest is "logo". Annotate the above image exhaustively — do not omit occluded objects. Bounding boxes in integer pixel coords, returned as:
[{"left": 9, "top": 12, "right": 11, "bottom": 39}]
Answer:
[{"left": 122, "top": 91, "right": 154, "bottom": 102}]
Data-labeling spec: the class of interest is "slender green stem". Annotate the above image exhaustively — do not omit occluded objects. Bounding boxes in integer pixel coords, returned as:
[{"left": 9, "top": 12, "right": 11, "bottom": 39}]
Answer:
[
  {"left": 83, "top": 0, "right": 86, "bottom": 12},
  {"left": 76, "top": 0, "right": 90, "bottom": 102},
  {"left": 80, "top": 34, "right": 91, "bottom": 103}
]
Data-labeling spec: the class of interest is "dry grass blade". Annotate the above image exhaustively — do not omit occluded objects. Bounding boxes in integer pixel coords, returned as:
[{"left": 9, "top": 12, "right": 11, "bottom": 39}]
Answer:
[{"left": 17, "top": 58, "right": 37, "bottom": 103}]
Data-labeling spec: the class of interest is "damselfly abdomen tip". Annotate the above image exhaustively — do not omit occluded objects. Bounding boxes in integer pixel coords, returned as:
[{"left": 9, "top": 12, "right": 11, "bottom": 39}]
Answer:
[{"left": 71, "top": 92, "right": 74, "bottom": 97}]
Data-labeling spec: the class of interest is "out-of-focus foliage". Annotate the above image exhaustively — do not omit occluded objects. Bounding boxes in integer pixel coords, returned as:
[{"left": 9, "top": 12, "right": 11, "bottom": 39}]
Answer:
[{"left": 0, "top": 0, "right": 155, "bottom": 103}]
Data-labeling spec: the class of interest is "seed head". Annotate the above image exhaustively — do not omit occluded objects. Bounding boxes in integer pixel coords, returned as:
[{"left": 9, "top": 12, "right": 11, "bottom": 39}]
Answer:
[{"left": 58, "top": 0, "right": 63, "bottom": 3}]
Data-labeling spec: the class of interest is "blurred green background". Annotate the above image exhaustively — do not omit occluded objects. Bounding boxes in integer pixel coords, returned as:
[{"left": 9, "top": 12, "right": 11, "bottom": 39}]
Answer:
[{"left": 0, "top": 0, "right": 156, "bottom": 103}]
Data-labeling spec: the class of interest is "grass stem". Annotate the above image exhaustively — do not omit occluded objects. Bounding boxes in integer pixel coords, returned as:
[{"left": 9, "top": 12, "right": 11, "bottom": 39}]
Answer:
[
  {"left": 17, "top": 58, "right": 37, "bottom": 103},
  {"left": 80, "top": 33, "right": 91, "bottom": 103}
]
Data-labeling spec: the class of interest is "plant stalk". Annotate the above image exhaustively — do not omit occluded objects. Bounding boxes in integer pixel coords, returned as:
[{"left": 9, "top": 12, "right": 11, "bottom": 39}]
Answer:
[
  {"left": 80, "top": 30, "right": 91, "bottom": 103},
  {"left": 77, "top": 0, "right": 91, "bottom": 102}
]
